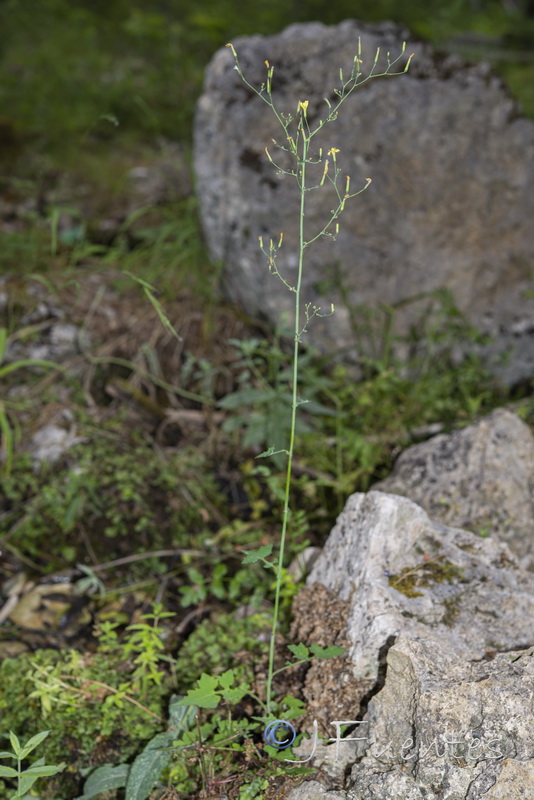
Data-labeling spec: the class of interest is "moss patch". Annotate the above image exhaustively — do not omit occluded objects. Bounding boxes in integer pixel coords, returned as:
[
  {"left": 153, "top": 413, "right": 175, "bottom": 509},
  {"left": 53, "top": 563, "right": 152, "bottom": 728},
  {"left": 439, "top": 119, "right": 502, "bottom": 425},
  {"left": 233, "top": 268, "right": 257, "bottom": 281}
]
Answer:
[{"left": 388, "top": 558, "right": 465, "bottom": 598}]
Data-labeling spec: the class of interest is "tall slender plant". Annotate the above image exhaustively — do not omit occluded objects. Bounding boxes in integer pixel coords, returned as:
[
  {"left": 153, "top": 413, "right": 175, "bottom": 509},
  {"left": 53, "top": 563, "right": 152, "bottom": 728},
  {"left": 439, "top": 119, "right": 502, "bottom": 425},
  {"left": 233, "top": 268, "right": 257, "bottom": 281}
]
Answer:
[{"left": 226, "top": 38, "right": 413, "bottom": 714}]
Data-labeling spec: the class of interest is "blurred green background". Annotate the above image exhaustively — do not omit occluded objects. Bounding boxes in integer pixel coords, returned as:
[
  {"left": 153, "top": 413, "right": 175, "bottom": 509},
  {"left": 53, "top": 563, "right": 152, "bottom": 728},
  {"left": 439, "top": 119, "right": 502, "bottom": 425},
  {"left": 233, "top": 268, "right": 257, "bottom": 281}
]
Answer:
[{"left": 1, "top": 0, "right": 533, "bottom": 171}]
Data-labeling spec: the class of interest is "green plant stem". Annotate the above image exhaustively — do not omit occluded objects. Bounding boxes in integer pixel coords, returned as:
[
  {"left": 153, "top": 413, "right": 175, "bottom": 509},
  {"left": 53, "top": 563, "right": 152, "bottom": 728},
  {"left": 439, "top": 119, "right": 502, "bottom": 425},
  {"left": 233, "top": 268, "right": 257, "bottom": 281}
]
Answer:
[
  {"left": 228, "top": 40, "right": 414, "bottom": 717},
  {"left": 266, "top": 131, "right": 310, "bottom": 714}
]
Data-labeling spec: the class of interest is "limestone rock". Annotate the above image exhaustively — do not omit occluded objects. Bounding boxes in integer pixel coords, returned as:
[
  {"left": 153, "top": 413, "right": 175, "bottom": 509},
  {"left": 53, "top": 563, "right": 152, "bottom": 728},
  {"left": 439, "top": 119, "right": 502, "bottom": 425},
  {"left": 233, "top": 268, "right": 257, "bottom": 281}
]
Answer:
[
  {"left": 28, "top": 408, "right": 85, "bottom": 466},
  {"left": 482, "top": 759, "right": 534, "bottom": 800},
  {"left": 374, "top": 407, "right": 534, "bottom": 570},
  {"left": 298, "top": 491, "right": 534, "bottom": 682},
  {"left": 286, "top": 782, "right": 347, "bottom": 800},
  {"left": 284, "top": 638, "right": 534, "bottom": 800},
  {"left": 347, "top": 637, "right": 534, "bottom": 800},
  {"left": 284, "top": 481, "right": 534, "bottom": 798},
  {"left": 195, "top": 20, "right": 534, "bottom": 384}
]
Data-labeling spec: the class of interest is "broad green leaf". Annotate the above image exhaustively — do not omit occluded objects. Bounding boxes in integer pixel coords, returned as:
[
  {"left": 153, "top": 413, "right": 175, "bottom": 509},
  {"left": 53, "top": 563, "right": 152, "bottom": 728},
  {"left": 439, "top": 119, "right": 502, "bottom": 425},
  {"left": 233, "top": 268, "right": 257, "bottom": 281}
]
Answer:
[
  {"left": 280, "top": 694, "right": 307, "bottom": 719},
  {"left": 0, "top": 751, "right": 15, "bottom": 759},
  {"left": 242, "top": 544, "right": 273, "bottom": 564},
  {"left": 167, "top": 696, "right": 197, "bottom": 741},
  {"left": 310, "top": 644, "right": 345, "bottom": 659},
  {"left": 126, "top": 731, "right": 172, "bottom": 800},
  {"left": 210, "top": 581, "right": 227, "bottom": 601},
  {"left": 219, "top": 414, "right": 245, "bottom": 433},
  {"left": 221, "top": 686, "right": 248, "bottom": 703},
  {"left": 176, "top": 673, "right": 220, "bottom": 709},
  {"left": 294, "top": 416, "right": 314, "bottom": 434},
  {"left": 301, "top": 399, "right": 336, "bottom": 416},
  {"left": 264, "top": 744, "right": 295, "bottom": 761},
  {"left": 217, "top": 388, "right": 273, "bottom": 410},
  {"left": 186, "top": 567, "right": 205, "bottom": 584},
  {"left": 218, "top": 669, "right": 235, "bottom": 691},
  {"left": 76, "top": 763, "right": 130, "bottom": 800},
  {"left": 242, "top": 416, "right": 268, "bottom": 449},
  {"left": 287, "top": 642, "right": 309, "bottom": 660}
]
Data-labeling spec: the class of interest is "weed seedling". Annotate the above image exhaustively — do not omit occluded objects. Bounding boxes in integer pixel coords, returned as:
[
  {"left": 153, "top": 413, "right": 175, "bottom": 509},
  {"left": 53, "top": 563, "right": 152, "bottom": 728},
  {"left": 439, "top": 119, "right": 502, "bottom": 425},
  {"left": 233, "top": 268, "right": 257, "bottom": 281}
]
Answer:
[{"left": 0, "top": 730, "right": 65, "bottom": 799}]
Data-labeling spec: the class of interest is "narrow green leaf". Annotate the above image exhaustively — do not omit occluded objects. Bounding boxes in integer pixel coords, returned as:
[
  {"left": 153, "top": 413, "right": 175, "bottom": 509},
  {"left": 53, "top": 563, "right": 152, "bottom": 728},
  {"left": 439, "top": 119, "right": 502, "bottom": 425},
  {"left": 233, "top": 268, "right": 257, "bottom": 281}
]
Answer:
[
  {"left": 0, "top": 359, "right": 65, "bottom": 379},
  {"left": 18, "top": 730, "right": 51, "bottom": 759},
  {"left": 122, "top": 271, "right": 182, "bottom": 344},
  {"left": 0, "top": 328, "right": 7, "bottom": 362},
  {"left": 20, "top": 764, "right": 65, "bottom": 777},
  {"left": 8, "top": 732, "right": 20, "bottom": 757},
  {"left": 0, "top": 405, "right": 14, "bottom": 476},
  {"left": 256, "top": 446, "right": 289, "bottom": 459},
  {"left": 302, "top": 400, "right": 336, "bottom": 416},
  {"left": 0, "top": 766, "right": 18, "bottom": 778},
  {"left": 256, "top": 445, "right": 275, "bottom": 458},
  {"left": 19, "top": 773, "right": 40, "bottom": 796}
]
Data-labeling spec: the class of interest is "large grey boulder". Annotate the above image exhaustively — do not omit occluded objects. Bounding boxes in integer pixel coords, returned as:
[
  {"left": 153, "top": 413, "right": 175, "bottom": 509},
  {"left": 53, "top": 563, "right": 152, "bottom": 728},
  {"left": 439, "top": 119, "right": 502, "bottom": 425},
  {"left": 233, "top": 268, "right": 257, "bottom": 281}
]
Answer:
[
  {"left": 195, "top": 20, "right": 534, "bottom": 383},
  {"left": 284, "top": 489, "right": 534, "bottom": 799},
  {"left": 347, "top": 637, "right": 534, "bottom": 800},
  {"left": 286, "top": 639, "right": 534, "bottom": 800},
  {"left": 294, "top": 491, "right": 534, "bottom": 683},
  {"left": 374, "top": 407, "right": 534, "bottom": 570},
  {"left": 285, "top": 639, "right": 534, "bottom": 800}
]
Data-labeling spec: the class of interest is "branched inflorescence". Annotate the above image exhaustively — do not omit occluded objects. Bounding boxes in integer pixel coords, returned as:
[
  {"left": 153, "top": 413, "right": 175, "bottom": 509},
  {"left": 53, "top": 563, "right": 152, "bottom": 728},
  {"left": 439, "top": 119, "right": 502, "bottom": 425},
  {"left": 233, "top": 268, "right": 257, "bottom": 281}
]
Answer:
[{"left": 226, "top": 37, "right": 413, "bottom": 714}]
